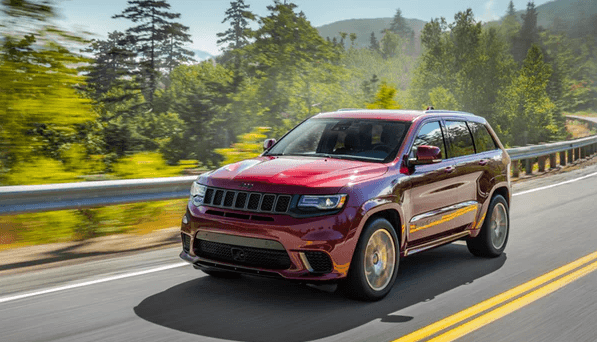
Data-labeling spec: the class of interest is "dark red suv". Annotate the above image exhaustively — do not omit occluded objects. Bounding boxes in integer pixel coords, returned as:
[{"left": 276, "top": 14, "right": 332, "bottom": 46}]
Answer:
[{"left": 180, "top": 109, "right": 511, "bottom": 301}]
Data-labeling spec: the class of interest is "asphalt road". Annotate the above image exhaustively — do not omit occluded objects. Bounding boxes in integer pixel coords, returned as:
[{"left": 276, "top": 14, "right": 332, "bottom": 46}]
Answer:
[{"left": 2, "top": 164, "right": 597, "bottom": 342}]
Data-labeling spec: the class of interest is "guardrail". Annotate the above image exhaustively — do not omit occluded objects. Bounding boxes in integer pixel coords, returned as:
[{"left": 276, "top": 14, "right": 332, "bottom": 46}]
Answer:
[
  {"left": 0, "top": 176, "right": 197, "bottom": 215},
  {"left": 507, "top": 116, "right": 597, "bottom": 177},
  {"left": 1, "top": 116, "right": 597, "bottom": 216}
]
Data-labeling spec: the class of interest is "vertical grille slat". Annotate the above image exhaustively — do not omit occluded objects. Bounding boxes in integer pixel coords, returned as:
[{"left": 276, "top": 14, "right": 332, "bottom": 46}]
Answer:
[
  {"left": 275, "top": 196, "right": 291, "bottom": 212},
  {"left": 224, "top": 191, "right": 235, "bottom": 207},
  {"left": 260, "top": 194, "right": 276, "bottom": 211},
  {"left": 247, "top": 193, "right": 262, "bottom": 210},
  {"left": 202, "top": 187, "right": 291, "bottom": 214},
  {"left": 234, "top": 192, "right": 248, "bottom": 209},
  {"left": 204, "top": 188, "right": 214, "bottom": 205},
  {"left": 213, "top": 190, "right": 225, "bottom": 206}
]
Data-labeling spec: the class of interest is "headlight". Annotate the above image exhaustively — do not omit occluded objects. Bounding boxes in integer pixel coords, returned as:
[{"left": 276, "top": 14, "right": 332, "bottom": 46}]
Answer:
[
  {"left": 298, "top": 194, "right": 347, "bottom": 210},
  {"left": 190, "top": 182, "right": 207, "bottom": 206}
]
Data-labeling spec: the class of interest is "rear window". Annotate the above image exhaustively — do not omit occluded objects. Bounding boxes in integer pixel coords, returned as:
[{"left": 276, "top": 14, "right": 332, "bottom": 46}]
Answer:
[
  {"left": 469, "top": 122, "right": 498, "bottom": 153},
  {"left": 445, "top": 120, "right": 475, "bottom": 158}
]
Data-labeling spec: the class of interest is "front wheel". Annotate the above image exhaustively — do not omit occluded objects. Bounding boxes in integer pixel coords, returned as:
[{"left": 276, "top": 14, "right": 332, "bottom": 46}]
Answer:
[
  {"left": 340, "top": 218, "right": 399, "bottom": 301},
  {"left": 467, "top": 194, "right": 509, "bottom": 258}
]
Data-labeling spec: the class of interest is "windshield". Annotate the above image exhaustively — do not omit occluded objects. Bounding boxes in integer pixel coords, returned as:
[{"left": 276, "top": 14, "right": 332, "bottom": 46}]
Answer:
[{"left": 265, "top": 118, "right": 410, "bottom": 163}]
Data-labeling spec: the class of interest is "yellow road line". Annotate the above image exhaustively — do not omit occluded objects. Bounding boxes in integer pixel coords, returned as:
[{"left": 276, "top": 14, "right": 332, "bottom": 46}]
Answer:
[
  {"left": 393, "top": 250, "right": 597, "bottom": 342},
  {"left": 428, "top": 259, "right": 597, "bottom": 342}
]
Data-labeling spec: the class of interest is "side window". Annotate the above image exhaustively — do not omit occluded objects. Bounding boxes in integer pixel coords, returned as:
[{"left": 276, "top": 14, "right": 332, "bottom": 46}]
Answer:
[
  {"left": 410, "top": 121, "right": 446, "bottom": 159},
  {"left": 445, "top": 120, "right": 475, "bottom": 158},
  {"left": 469, "top": 122, "right": 498, "bottom": 153}
]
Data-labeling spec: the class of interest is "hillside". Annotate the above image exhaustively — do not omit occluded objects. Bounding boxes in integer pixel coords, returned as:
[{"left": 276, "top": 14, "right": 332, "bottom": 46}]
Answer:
[
  {"left": 503, "top": 0, "right": 597, "bottom": 34},
  {"left": 316, "top": 17, "right": 426, "bottom": 49}
]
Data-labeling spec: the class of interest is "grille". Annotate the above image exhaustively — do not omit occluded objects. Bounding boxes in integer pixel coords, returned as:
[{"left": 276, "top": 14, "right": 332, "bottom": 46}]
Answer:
[
  {"left": 202, "top": 186, "right": 292, "bottom": 213},
  {"left": 304, "top": 251, "right": 333, "bottom": 273},
  {"left": 194, "top": 240, "right": 291, "bottom": 270},
  {"left": 181, "top": 234, "right": 191, "bottom": 253},
  {"left": 213, "top": 190, "right": 224, "bottom": 206}
]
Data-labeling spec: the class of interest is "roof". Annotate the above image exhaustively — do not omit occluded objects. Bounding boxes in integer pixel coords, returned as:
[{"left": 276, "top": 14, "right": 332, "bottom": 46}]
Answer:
[{"left": 313, "top": 109, "right": 480, "bottom": 122}]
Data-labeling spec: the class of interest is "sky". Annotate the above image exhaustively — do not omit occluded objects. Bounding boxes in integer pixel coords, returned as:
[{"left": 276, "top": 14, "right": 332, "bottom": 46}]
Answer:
[{"left": 55, "top": 0, "right": 554, "bottom": 56}]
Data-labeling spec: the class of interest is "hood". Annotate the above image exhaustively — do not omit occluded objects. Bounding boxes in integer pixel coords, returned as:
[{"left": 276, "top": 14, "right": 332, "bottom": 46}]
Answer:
[{"left": 200, "top": 156, "right": 388, "bottom": 194}]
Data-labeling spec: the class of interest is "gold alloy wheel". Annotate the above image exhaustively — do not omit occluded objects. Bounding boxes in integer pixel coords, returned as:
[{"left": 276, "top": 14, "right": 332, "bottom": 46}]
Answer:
[
  {"left": 364, "top": 229, "right": 396, "bottom": 291},
  {"left": 490, "top": 202, "right": 508, "bottom": 250}
]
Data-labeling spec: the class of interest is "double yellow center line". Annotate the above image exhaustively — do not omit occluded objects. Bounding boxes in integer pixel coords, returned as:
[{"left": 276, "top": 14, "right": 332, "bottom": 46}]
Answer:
[{"left": 393, "top": 250, "right": 597, "bottom": 342}]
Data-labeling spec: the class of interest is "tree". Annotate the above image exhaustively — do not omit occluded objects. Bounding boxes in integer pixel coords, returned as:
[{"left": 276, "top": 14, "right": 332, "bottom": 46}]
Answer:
[
  {"left": 496, "top": 45, "right": 562, "bottom": 145},
  {"left": 161, "top": 22, "right": 195, "bottom": 73},
  {"left": 366, "top": 82, "right": 401, "bottom": 109},
  {"left": 113, "top": 0, "right": 193, "bottom": 102},
  {"left": 369, "top": 32, "right": 380, "bottom": 51},
  {"left": 512, "top": 1, "right": 539, "bottom": 63},
  {"left": 238, "top": 1, "right": 343, "bottom": 134},
  {"left": 217, "top": 0, "right": 255, "bottom": 66},
  {"left": 0, "top": 1, "right": 96, "bottom": 181},
  {"left": 506, "top": 1, "right": 516, "bottom": 17},
  {"left": 387, "top": 8, "right": 414, "bottom": 52}
]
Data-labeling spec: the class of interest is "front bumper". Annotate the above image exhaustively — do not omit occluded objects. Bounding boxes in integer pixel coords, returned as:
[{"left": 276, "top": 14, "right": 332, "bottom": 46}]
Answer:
[{"left": 180, "top": 203, "right": 359, "bottom": 281}]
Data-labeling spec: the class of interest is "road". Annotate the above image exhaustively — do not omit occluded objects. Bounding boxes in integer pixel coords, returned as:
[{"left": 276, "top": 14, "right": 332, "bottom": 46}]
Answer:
[{"left": 2, "top": 164, "right": 597, "bottom": 342}]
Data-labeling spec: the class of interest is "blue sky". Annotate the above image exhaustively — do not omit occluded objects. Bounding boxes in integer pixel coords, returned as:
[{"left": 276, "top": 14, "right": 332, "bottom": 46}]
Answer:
[{"left": 56, "top": 0, "right": 553, "bottom": 56}]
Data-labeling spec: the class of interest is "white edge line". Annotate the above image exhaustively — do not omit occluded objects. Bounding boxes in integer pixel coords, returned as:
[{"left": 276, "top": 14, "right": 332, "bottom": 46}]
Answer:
[
  {"left": 2, "top": 171, "right": 596, "bottom": 304},
  {"left": 513, "top": 171, "right": 597, "bottom": 197},
  {"left": 0, "top": 262, "right": 188, "bottom": 304}
]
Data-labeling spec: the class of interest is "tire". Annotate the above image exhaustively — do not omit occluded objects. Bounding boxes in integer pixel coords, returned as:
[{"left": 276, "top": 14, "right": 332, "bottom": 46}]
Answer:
[
  {"left": 202, "top": 269, "right": 241, "bottom": 279},
  {"left": 467, "top": 194, "right": 509, "bottom": 258},
  {"left": 340, "top": 218, "right": 399, "bottom": 301}
]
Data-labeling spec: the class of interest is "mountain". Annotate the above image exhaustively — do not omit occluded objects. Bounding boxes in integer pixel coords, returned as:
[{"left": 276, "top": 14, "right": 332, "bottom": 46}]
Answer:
[
  {"left": 316, "top": 17, "right": 426, "bottom": 50},
  {"left": 192, "top": 49, "right": 215, "bottom": 61},
  {"left": 500, "top": 0, "right": 597, "bottom": 35}
]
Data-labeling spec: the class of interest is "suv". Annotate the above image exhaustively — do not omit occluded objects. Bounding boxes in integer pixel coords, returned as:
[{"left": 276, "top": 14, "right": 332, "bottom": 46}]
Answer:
[{"left": 180, "top": 109, "right": 511, "bottom": 301}]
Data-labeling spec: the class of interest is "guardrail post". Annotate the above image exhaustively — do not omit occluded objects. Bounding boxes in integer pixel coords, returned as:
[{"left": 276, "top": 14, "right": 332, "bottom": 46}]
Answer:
[
  {"left": 525, "top": 158, "right": 533, "bottom": 175},
  {"left": 559, "top": 151, "right": 566, "bottom": 166},
  {"left": 581, "top": 146, "right": 586, "bottom": 159},
  {"left": 512, "top": 160, "right": 519, "bottom": 177},
  {"left": 575, "top": 148, "right": 580, "bottom": 161},
  {"left": 538, "top": 156, "right": 546, "bottom": 172},
  {"left": 568, "top": 149, "right": 574, "bottom": 163},
  {"left": 549, "top": 153, "right": 557, "bottom": 169}
]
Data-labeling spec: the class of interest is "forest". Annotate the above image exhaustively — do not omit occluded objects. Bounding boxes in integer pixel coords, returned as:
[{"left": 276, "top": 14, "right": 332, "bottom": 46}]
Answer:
[{"left": 1, "top": 0, "right": 597, "bottom": 186}]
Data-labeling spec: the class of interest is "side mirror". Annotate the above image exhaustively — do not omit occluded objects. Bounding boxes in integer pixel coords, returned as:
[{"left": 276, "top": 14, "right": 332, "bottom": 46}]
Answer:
[
  {"left": 263, "top": 138, "right": 276, "bottom": 151},
  {"left": 409, "top": 145, "right": 442, "bottom": 165}
]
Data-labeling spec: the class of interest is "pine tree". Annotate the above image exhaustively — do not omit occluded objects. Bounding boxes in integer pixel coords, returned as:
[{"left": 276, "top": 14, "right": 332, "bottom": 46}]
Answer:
[
  {"left": 217, "top": 0, "right": 254, "bottom": 54},
  {"left": 369, "top": 32, "right": 380, "bottom": 51},
  {"left": 113, "top": 0, "right": 193, "bottom": 102},
  {"left": 388, "top": 8, "right": 414, "bottom": 52},
  {"left": 513, "top": 1, "right": 539, "bottom": 63},
  {"left": 506, "top": 1, "right": 516, "bottom": 17}
]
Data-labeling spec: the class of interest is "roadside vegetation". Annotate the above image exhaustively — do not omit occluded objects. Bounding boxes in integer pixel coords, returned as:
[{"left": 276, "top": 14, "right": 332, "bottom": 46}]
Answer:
[{"left": 1, "top": 0, "right": 597, "bottom": 248}]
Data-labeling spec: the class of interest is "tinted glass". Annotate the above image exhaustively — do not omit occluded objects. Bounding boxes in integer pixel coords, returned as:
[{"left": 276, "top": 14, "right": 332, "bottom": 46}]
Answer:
[
  {"left": 410, "top": 121, "right": 445, "bottom": 159},
  {"left": 469, "top": 122, "right": 497, "bottom": 153},
  {"left": 266, "top": 118, "right": 409, "bottom": 162},
  {"left": 445, "top": 120, "right": 475, "bottom": 158}
]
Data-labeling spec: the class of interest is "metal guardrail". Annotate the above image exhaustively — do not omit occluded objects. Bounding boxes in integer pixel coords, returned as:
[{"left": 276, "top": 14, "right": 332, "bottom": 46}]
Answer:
[
  {"left": 0, "top": 176, "right": 197, "bottom": 215},
  {"left": 1, "top": 116, "right": 597, "bottom": 216}
]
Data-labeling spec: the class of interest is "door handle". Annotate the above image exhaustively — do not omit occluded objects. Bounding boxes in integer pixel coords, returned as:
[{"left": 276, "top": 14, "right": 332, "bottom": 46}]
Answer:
[
  {"left": 479, "top": 159, "right": 489, "bottom": 166},
  {"left": 444, "top": 166, "right": 455, "bottom": 173}
]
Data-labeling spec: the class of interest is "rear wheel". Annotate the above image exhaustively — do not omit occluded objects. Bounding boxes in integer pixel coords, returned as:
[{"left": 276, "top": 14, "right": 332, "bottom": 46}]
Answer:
[
  {"left": 467, "top": 195, "right": 509, "bottom": 258},
  {"left": 340, "top": 218, "right": 399, "bottom": 301}
]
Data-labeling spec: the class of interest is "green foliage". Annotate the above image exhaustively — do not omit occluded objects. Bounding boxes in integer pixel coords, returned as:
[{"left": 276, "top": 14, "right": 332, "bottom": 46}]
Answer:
[
  {"left": 112, "top": 0, "right": 194, "bottom": 101},
  {"left": 215, "top": 127, "right": 270, "bottom": 165},
  {"left": 428, "top": 87, "right": 459, "bottom": 110},
  {"left": 111, "top": 152, "right": 191, "bottom": 179},
  {"left": 366, "top": 82, "right": 402, "bottom": 109},
  {"left": 496, "top": 45, "right": 562, "bottom": 145}
]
